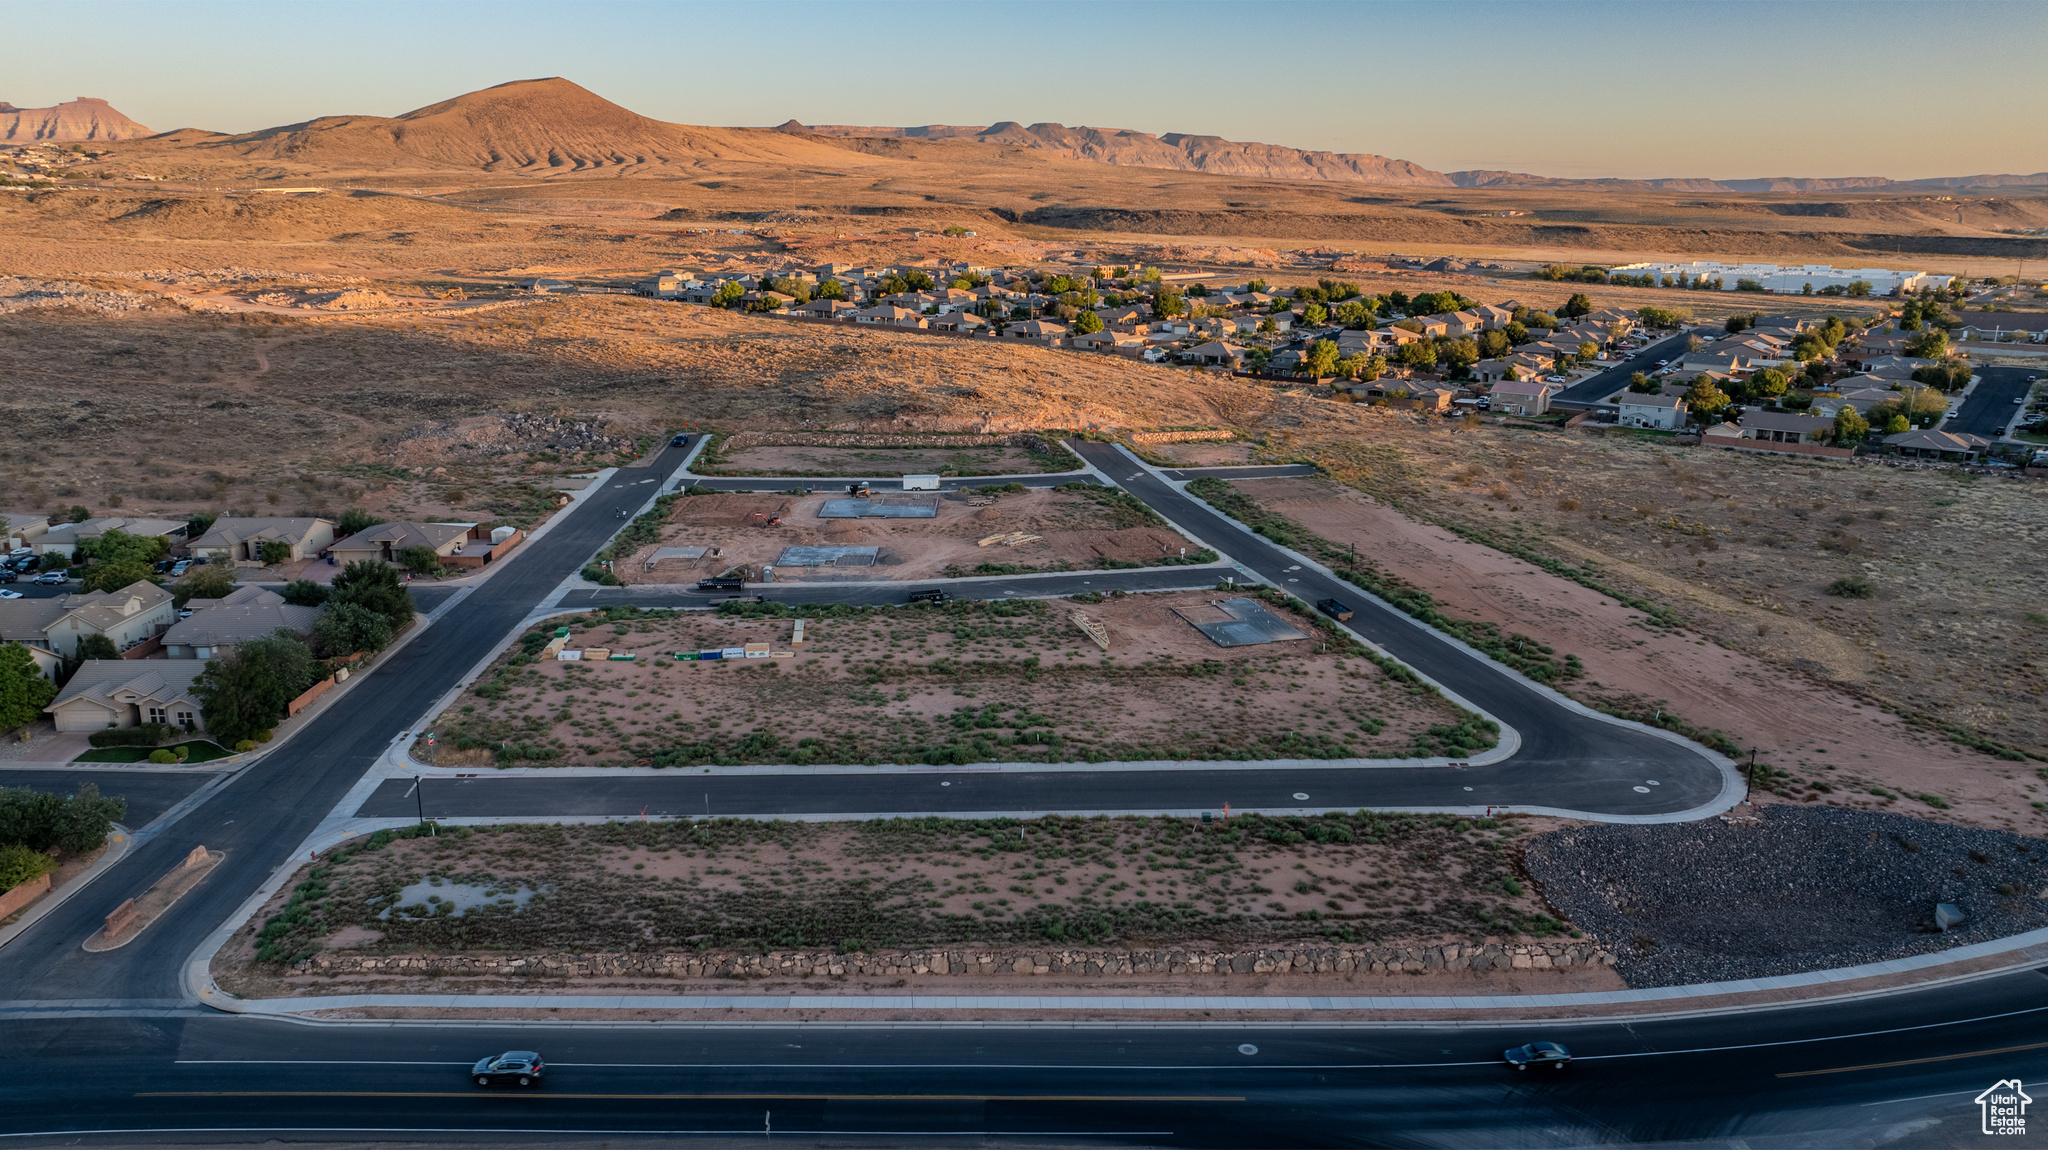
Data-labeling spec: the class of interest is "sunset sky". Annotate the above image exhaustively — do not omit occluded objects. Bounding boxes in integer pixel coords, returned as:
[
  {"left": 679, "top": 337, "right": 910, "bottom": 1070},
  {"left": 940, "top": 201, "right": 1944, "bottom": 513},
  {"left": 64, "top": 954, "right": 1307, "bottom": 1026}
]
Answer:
[{"left": 11, "top": 0, "right": 2044, "bottom": 181}]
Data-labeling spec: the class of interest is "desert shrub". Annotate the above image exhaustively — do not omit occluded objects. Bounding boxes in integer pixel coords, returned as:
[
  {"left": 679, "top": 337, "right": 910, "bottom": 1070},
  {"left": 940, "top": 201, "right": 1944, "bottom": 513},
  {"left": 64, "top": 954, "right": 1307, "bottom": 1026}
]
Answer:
[
  {"left": 0, "top": 842, "right": 58, "bottom": 891},
  {"left": 1825, "top": 575, "right": 1876, "bottom": 599}
]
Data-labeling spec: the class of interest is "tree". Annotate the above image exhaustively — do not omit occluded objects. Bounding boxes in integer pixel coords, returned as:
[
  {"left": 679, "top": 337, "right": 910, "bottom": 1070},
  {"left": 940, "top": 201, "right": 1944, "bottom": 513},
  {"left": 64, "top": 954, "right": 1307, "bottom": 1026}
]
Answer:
[
  {"left": 1753, "top": 367, "right": 1791, "bottom": 398},
  {"left": 1683, "top": 376, "right": 1732, "bottom": 421},
  {"left": 902, "top": 270, "right": 935, "bottom": 291},
  {"left": 1833, "top": 406, "right": 1871, "bottom": 445},
  {"left": 1524, "top": 311, "right": 1559, "bottom": 330},
  {"left": 1072, "top": 310, "right": 1105, "bottom": 335},
  {"left": 1302, "top": 303, "right": 1329, "bottom": 327},
  {"left": 170, "top": 565, "right": 236, "bottom": 607},
  {"left": 1152, "top": 286, "right": 1187, "bottom": 318},
  {"left": 1303, "top": 339, "right": 1341, "bottom": 378},
  {"left": 0, "top": 782, "right": 123, "bottom": 855},
  {"left": 78, "top": 558, "right": 157, "bottom": 594},
  {"left": 0, "top": 644, "right": 57, "bottom": 732},
  {"left": 67, "top": 506, "right": 90, "bottom": 523},
  {"left": 314, "top": 601, "right": 393, "bottom": 658},
  {"left": 1628, "top": 372, "right": 1660, "bottom": 395},
  {"left": 73, "top": 634, "right": 118, "bottom": 661},
  {"left": 330, "top": 560, "right": 415, "bottom": 630},
  {"left": 1559, "top": 292, "right": 1594, "bottom": 319},
  {"left": 335, "top": 508, "right": 384, "bottom": 536},
  {"left": 1244, "top": 347, "right": 1273, "bottom": 372},
  {"left": 194, "top": 631, "right": 318, "bottom": 744},
  {"left": 280, "top": 579, "right": 329, "bottom": 607},
  {"left": 1885, "top": 413, "right": 1910, "bottom": 434},
  {"left": 710, "top": 281, "right": 744, "bottom": 308},
  {"left": 1441, "top": 338, "right": 1480, "bottom": 373},
  {"left": 75, "top": 529, "right": 167, "bottom": 568},
  {"left": 185, "top": 513, "right": 217, "bottom": 541},
  {"left": 397, "top": 545, "right": 444, "bottom": 577},
  {"left": 1904, "top": 330, "right": 1950, "bottom": 359},
  {"left": 1333, "top": 299, "right": 1372, "bottom": 328},
  {"left": 1397, "top": 341, "right": 1438, "bottom": 370},
  {"left": 817, "top": 279, "right": 845, "bottom": 300},
  {"left": 1477, "top": 329, "right": 1511, "bottom": 359},
  {"left": 1337, "top": 353, "right": 1382, "bottom": 381},
  {"left": 1846, "top": 280, "right": 1873, "bottom": 297},
  {"left": 257, "top": 540, "right": 292, "bottom": 566},
  {"left": 1503, "top": 320, "right": 1530, "bottom": 344},
  {"left": 1577, "top": 340, "right": 1600, "bottom": 361}
]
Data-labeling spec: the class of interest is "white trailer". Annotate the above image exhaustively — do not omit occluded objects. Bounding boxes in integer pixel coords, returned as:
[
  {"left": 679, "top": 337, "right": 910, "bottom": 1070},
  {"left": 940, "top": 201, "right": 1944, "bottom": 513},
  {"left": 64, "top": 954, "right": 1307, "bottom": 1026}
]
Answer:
[{"left": 901, "top": 474, "right": 941, "bottom": 491}]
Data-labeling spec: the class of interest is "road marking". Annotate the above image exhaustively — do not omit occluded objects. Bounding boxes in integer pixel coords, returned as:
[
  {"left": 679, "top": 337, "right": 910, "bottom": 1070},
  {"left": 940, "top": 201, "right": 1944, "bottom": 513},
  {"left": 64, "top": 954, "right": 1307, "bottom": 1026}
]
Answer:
[
  {"left": 1777, "top": 1038, "right": 2048, "bottom": 1078},
  {"left": 141, "top": 1091, "right": 1242, "bottom": 1102}
]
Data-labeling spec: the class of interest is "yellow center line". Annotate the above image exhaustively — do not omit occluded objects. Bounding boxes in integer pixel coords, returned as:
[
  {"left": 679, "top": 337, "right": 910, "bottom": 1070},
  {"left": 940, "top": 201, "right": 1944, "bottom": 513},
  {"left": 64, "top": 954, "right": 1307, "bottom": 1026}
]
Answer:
[
  {"left": 139, "top": 1091, "right": 1242, "bottom": 1102},
  {"left": 1778, "top": 1039, "right": 2048, "bottom": 1078}
]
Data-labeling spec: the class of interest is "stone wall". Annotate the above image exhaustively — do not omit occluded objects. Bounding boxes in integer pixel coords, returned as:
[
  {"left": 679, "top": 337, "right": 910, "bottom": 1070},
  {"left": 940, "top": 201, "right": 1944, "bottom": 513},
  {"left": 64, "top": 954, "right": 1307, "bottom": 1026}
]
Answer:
[{"left": 292, "top": 940, "right": 1613, "bottom": 979}]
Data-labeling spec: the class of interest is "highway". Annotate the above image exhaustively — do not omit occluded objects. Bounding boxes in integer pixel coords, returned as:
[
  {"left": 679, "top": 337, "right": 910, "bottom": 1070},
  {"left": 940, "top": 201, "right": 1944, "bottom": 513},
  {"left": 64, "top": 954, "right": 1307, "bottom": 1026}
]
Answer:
[
  {"left": 1946, "top": 364, "right": 2038, "bottom": 438},
  {"left": 5, "top": 964, "right": 2045, "bottom": 1143}
]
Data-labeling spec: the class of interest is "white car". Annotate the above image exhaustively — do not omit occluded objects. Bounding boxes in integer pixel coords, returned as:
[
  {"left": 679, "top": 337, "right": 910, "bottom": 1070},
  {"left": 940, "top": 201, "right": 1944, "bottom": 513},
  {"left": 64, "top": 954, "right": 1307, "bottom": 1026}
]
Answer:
[{"left": 0, "top": 589, "right": 20, "bottom": 600}]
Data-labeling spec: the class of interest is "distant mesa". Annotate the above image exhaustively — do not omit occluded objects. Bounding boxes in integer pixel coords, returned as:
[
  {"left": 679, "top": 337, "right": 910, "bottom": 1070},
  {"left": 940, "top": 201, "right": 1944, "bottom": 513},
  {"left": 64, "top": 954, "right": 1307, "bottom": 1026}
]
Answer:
[{"left": 2, "top": 96, "right": 154, "bottom": 142}]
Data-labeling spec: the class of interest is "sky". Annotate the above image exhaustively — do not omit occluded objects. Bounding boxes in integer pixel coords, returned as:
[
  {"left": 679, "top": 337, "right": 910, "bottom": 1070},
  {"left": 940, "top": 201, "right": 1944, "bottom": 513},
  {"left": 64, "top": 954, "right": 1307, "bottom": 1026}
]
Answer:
[{"left": 8, "top": 0, "right": 2045, "bottom": 181}]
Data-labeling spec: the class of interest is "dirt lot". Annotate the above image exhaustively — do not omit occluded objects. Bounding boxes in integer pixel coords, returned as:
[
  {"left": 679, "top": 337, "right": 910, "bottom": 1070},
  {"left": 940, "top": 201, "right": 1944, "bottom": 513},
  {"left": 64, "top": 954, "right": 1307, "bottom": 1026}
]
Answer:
[
  {"left": 421, "top": 594, "right": 1490, "bottom": 769},
  {"left": 708, "top": 443, "right": 1057, "bottom": 477},
  {"left": 1209, "top": 463, "right": 2048, "bottom": 834},
  {"left": 1151, "top": 441, "right": 1255, "bottom": 466},
  {"left": 219, "top": 811, "right": 1585, "bottom": 993},
  {"left": 620, "top": 486, "right": 1203, "bottom": 583}
]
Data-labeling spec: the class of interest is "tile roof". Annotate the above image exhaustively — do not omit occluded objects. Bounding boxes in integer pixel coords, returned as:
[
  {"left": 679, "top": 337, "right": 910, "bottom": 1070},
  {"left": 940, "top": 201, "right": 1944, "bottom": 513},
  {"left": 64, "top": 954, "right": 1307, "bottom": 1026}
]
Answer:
[
  {"left": 48, "top": 659, "right": 207, "bottom": 711},
  {"left": 189, "top": 517, "right": 332, "bottom": 550},
  {"left": 163, "top": 602, "right": 323, "bottom": 647}
]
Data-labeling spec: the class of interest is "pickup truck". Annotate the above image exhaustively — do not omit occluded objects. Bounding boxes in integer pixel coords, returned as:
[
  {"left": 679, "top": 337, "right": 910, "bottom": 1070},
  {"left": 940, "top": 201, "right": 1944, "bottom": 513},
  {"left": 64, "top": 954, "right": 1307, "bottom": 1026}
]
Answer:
[
  {"left": 908, "top": 589, "right": 950, "bottom": 604},
  {"left": 1315, "top": 597, "right": 1355, "bottom": 621}
]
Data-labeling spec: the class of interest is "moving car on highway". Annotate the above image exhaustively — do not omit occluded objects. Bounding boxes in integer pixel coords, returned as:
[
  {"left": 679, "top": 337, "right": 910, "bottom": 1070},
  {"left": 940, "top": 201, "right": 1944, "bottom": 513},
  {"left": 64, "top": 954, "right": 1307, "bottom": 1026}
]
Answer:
[
  {"left": 1504, "top": 1041, "right": 1572, "bottom": 1070},
  {"left": 472, "top": 1050, "right": 544, "bottom": 1087}
]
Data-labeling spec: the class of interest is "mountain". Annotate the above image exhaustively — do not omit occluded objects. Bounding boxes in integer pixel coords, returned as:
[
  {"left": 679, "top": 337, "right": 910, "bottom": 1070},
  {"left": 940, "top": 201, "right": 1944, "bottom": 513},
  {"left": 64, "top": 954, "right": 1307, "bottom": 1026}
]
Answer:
[
  {"left": 787, "top": 121, "right": 1453, "bottom": 187},
  {"left": 785, "top": 120, "right": 2047, "bottom": 193},
  {"left": 201, "top": 78, "right": 837, "bottom": 172},
  {"left": 1, "top": 96, "right": 153, "bottom": 142}
]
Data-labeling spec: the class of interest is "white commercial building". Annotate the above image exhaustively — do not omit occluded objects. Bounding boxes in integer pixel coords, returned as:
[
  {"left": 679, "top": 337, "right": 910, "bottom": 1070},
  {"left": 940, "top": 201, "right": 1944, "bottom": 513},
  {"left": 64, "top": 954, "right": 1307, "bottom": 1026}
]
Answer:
[{"left": 1607, "top": 262, "right": 1954, "bottom": 296}]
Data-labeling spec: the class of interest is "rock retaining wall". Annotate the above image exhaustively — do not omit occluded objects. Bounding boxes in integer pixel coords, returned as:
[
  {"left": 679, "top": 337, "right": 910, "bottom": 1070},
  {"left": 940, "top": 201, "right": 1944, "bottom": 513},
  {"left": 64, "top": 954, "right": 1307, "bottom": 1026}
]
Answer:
[
  {"left": 292, "top": 941, "right": 1613, "bottom": 979},
  {"left": 1129, "top": 430, "right": 1238, "bottom": 445}
]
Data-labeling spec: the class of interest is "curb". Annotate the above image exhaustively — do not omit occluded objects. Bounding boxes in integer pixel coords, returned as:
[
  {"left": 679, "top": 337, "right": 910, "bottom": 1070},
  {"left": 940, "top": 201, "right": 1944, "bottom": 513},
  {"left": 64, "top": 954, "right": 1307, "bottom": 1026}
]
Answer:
[{"left": 0, "top": 824, "right": 132, "bottom": 952}]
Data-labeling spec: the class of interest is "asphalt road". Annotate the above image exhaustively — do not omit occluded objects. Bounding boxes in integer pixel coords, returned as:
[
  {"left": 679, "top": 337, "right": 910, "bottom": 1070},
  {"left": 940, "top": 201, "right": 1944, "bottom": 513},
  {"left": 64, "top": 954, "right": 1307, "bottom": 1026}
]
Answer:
[
  {"left": 1550, "top": 331, "right": 1696, "bottom": 409},
  {"left": 0, "top": 446, "right": 700, "bottom": 1005},
  {"left": 6, "top": 964, "right": 2045, "bottom": 1144},
  {"left": 1946, "top": 364, "right": 2039, "bottom": 438},
  {"left": 0, "top": 769, "right": 211, "bottom": 830}
]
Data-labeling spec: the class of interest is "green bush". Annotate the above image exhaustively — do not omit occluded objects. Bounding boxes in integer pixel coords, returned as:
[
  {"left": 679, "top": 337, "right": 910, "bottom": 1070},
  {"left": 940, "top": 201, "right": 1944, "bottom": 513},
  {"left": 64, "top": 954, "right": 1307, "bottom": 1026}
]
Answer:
[
  {"left": 0, "top": 783, "right": 125, "bottom": 855},
  {"left": 147, "top": 748, "right": 177, "bottom": 764},
  {"left": 234, "top": 739, "right": 256, "bottom": 752},
  {"left": 0, "top": 842, "right": 58, "bottom": 891},
  {"left": 87, "top": 723, "right": 172, "bottom": 748},
  {"left": 1826, "top": 575, "right": 1876, "bottom": 599},
  {"left": 254, "top": 729, "right": 273, "bottom": 744}
]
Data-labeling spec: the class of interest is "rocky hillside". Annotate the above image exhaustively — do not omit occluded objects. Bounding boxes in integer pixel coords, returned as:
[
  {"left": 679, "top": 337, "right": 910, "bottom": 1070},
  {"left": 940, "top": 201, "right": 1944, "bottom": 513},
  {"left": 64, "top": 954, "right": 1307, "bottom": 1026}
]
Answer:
[{"left": 0, "top": 96, "right": 153, "bottom": 142}]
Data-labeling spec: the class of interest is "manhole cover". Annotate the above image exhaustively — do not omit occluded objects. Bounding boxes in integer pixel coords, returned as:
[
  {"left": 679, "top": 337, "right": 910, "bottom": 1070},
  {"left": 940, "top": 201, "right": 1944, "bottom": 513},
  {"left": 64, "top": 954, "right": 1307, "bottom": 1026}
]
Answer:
[
  {"left": 1238, "top": 1044, "right": 1259, "bottom": 1056},
  {"left": 1292, "top": 793, "right": 1309, "bottom": 801}
]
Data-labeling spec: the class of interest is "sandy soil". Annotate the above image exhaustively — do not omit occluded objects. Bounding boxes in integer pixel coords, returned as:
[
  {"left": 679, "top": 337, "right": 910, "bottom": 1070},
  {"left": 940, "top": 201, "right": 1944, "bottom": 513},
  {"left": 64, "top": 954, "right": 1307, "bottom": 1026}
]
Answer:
[
  {"left": 710, "top": 443, "right": 1052, "bottom": 476},
  {"left": 1153, "top": 442, "right": 1255, "bottom": 466},
  {"left": 1237, "top": 474, "right": 2045, "bottom": 834},
  {"left": 619, "top": 487, "right": 1202, "bottom": 583},
  {"left": 425, "top": 592, "right": 1475, "bottom": 767}
]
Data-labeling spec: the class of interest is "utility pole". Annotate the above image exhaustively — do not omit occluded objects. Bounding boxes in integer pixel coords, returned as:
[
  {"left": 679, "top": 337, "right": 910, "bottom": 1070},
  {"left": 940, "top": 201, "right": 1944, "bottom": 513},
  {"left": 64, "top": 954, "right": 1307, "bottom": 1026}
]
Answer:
[
  {"left": 1745, "top": 748, "right": 1758, "bottom": 804},
  {"left": 412, "top": 775, "right": 425, "bottom": 827}
]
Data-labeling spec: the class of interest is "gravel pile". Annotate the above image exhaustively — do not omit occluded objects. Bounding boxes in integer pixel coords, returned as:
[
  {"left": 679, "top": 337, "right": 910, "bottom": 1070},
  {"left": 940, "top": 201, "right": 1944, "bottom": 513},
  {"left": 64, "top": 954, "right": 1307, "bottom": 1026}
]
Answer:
[{"left": 1523, "top": 806, "right": 2048, "bottom": 988}]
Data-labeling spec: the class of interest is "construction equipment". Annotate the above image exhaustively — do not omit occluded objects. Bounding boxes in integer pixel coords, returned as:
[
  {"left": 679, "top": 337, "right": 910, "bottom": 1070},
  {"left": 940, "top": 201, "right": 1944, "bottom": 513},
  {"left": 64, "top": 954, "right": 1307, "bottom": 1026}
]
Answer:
[
  {"left": 847, "top": 482, "right": 872, "bottom": 498},
  {"left": 1070, "top": 612, "right": 1110, "bottom": 651},
  {"left": 746, "top": 511, "right": 784, "bottom": 527},
  {"left": 976, "top": 531, "right": 1043, "bottom": 547}
]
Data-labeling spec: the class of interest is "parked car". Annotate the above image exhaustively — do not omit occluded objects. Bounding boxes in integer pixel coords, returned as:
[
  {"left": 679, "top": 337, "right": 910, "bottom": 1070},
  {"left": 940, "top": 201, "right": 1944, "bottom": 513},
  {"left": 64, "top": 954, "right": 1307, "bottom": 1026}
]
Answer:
[
  {"left": 908, "top": 589, "right": 950, "bottom": 604},
  {"left": 1655, "top": 359, "right": 1669, "bottom": 367},
  {"left": 32, "top": 570, "right": 68, "bottom": 585},
  {"left": 1504, "top": 1041, "right": 1572, "bottom": 1070},
  {"left": 0, "top": 570, "right": 14, "bottom": 584},
  {"left": 6, "top": 547, "right": 30, "bottom": 560},
  {"left": 471, "top": 1050, "right": 544, "bottom": 1087},
  {"left": 0, "top": 589, "right": 20, "bottom": 600},
  {"left": 670, "top": 433, "right": 689, "bottom": 446},
  {"left": 170, "top": 561, "right": 191, "bottom": 577}
]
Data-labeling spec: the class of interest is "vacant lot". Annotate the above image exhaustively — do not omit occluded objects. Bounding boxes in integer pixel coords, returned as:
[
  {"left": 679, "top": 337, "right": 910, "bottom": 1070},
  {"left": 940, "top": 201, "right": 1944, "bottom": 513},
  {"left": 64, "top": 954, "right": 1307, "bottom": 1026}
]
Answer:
[
  {"left": 1220, "top": 419, "right": 2048, "bottom": 832},
  {"left": 622, "top": 485, "right": 1207, "bottom": 584},
  {"left": 230, "top": 811, "right": 1571, "bottom": 975},
  {"left": 421, "top": 595, "right": 1493, "bottom": 769},
  {"left": 708, "top": 443, "right": 1056, "bottom": 477}
]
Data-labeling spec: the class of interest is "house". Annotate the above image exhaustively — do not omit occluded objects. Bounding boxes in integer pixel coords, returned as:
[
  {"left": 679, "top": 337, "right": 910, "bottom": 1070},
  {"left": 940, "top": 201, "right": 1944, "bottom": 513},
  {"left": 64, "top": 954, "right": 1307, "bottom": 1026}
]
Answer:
[
  {"left": 1858, "top": 354, "right": 1939, "bottom": 381},
  {"left": 1396, "top": 316, "right": 1450, "bottom": 339},
  {"left": 792, "top": 298, "right": 857, "bottom": 319},
  {"left": 1738, "top": 411, "right": 1835, "bottom": 444},
  {"left": 1471, "top": 304, "right": 1517, "bottom": 330},
  {"left": 161, "top": 587, "right": 322, "bottom": 660},
  {"left": 1491, "top": 378, "right": 1558, "bottom": 415},
  {"left": 1070, "top": 330, "right": 1146, "bottom": 356},
  {"left": 1882, "top": 428, "right": 1993, "bottom": 461},
  {"left": 45, "top": 660, "right": 208, "bottom": 734},
  {"left": 187, "top": 517, "right": 336, "bottom": 566},
  {"left": 925, "top": 311, "right": 988, "bottom": 333},
  {"left": 1399, "top": 385, "right": 1458, "bottom": 413},
  {"left": 1336, "top": 328, "right": 1419, "bottom": 354},
  {"left": 1617, "top": 392, "right": 1689, "bottom": 430},
  {"left": 1183, "top": 341, "right": 1244, "bottom": 367},
  {"left": 1000, "top": 320, "right": 1068, "bottom": 343},
  {"left": 28, "top": 516, "right": 189, "bottom": 558},
  {"left": 328, "top": 521, "right": 471, "bottom": 568},
  {"left": 1807, "top": 386, "right": 1898, "bottom": 418},
  {"left": 1702, "top": 421, "right": 1745, "bottom": 445},
  {"left": 853, "top": 305, "right": 927, "bottom": 328},
  {"left": 0, "top": 580, "right": 176, "bottom": 658},
  {"left": 1955, "top": 313, "right": 2048, "bottom": 343},
  {"left": 1, "top": 511, "right": 51, "bottom": 551}
]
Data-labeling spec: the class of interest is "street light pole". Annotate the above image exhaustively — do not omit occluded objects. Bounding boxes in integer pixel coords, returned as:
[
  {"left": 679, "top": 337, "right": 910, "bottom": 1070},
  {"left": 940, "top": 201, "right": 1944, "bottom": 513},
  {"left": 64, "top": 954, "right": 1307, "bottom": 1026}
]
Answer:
[
  {"left": 1745, "top": 748, "right": 1758, "bottom": 805},
  {"left": 414, "top": 774, "right": 425, "bottom": 827}
]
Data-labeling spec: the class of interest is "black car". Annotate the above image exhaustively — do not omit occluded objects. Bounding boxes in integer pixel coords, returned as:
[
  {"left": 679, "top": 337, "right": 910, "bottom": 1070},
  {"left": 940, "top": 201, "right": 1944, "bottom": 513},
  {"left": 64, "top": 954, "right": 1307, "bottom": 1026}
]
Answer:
[
  {"left": 0, "top": 570, "right": 14, "bottom": 584},
  {"left": 908, "top": 589, "right": 950, "bottom": 604},
  {"left": 671, "top": 433, "right": 690, "bottom": 446},
  {"left": 472, "top": 1050, "right": 545, "bottom": 1087},
  {"left": 1504, "top": 1041, "right": 1571, "bottom": 1070}
]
